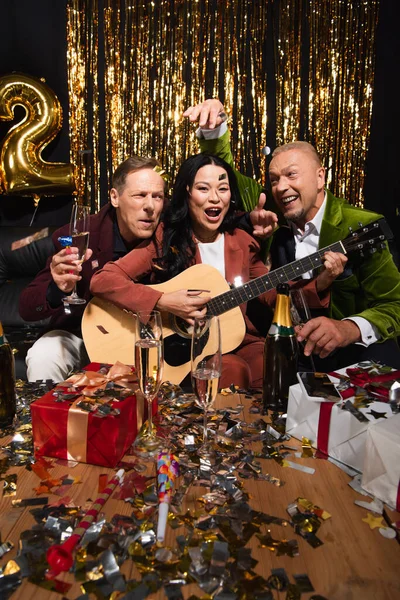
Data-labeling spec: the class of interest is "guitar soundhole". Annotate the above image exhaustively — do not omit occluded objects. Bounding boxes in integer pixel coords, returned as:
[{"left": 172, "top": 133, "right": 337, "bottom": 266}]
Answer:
[
  {"left": 171, "top": 315, "right": 193, "bottom": 339},
  {"left": 164, "top": 334, "right": 191, "bottom": 367}
]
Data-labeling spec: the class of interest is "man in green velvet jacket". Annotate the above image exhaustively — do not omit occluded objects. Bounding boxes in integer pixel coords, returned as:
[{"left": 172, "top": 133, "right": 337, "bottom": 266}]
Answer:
[{"left": 185, "top": 99, "right": 400, "bottom": 370}]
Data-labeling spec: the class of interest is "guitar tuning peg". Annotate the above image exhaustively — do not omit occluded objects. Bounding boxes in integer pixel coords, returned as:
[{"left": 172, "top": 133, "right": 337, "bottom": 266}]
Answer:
[
  {"left": 380, "top": 242, "right": 386, "bottom": 250},
  {"left": 368, "top": 247, "right": 377, "bottom": 254},
  {"left": 358, "top": 222, "right": 363, "bottom": 228},
  {"left": 348, "top": 226, "right": 353, "bottom": 234}
]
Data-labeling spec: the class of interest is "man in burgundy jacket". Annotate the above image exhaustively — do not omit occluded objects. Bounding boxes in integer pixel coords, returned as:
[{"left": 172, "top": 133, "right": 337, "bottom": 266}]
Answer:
[{"left": 19, "top": 156, "right": 166, "bottom": 382}]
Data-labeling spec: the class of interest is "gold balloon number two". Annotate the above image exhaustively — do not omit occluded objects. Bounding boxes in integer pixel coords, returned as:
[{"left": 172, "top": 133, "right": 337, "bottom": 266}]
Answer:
[{"left": 0, "top": 73, "right": 75, "bottom": 197}]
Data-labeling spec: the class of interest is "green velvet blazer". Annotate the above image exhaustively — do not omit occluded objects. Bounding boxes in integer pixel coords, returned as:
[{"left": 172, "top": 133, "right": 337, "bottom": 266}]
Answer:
[{"left": 200, "top": 130, "right": 400, "bottom": 342}]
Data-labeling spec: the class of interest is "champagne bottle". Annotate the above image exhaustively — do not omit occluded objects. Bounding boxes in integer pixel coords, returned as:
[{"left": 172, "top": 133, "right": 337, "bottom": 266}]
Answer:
[
  {"left": 0, "top": 322, "right": 16, "bottom": 427},
  {"left": 262, "top": 283, "right": 298, "bottom": 412}
]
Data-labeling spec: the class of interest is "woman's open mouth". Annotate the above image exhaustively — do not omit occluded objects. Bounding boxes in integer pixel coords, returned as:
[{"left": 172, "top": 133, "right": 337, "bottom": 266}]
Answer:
[{"left": 204, "top": 207, "right": 222, "bottom": 221}]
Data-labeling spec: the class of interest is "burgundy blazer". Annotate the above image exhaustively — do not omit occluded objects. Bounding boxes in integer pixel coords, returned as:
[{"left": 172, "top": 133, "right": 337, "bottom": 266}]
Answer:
[{"left": 19, "top": 203, "right": 115, "bottom": 334}]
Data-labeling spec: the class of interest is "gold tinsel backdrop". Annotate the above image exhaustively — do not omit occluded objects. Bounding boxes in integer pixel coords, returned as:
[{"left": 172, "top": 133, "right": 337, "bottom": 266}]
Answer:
[{"left": 66, "top": 0, "right": 379, "bottom": 212}]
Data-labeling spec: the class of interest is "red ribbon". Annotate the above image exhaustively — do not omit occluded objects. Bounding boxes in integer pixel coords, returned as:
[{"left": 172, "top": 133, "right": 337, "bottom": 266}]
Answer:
[
  {"left": 330, "top": 368, "right": 400, "bottom": 401},
  {"left": 346, "top": 368, "right": 400, "bottom": 387},
  {"left": 316, "top": 402, "right": 335, "bottom": 459}
]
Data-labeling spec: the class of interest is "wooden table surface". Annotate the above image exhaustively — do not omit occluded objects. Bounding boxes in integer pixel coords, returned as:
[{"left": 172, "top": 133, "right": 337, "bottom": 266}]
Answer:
[{"left": 1, "top": 391, "right": 399, "bottom": 600}]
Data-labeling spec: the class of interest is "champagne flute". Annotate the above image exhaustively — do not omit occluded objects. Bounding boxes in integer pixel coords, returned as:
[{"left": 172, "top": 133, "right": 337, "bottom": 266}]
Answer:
[
  {"left": 62, "top": 203, "right": 90, "bottom": 306},
  {"left": 133, "top": 310, "right": 164, "bottom": 457},
  {"left": 191, "top": 315, "right": 222, "bottom": 456},
  {"left": 289, "top": 288, "right": 316, "bottom": 371}
]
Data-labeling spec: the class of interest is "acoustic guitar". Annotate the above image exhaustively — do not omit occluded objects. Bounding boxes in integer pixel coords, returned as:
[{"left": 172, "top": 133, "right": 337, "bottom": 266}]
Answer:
[{"left": 82, "top": 218, "right": 391, "bottom": 384}]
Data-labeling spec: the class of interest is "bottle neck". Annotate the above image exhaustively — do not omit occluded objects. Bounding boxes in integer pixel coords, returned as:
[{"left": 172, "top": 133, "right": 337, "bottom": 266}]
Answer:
[{"left": 268, "top": 293, "right": 294, "bottom": 336}]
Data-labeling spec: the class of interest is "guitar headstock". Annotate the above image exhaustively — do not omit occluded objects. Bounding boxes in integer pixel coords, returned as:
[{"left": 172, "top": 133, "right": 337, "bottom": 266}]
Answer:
[{"left": 343, "top": 218, "right": 393, "bottom": 256}]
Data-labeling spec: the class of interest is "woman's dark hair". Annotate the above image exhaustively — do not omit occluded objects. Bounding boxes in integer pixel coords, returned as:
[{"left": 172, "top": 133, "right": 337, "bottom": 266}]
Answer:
[{"left": 155, "top": 153, "right": 242, "bottom": 281}]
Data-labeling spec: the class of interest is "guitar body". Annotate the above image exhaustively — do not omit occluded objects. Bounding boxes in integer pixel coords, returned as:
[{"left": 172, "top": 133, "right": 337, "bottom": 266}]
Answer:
[{"left": 82, "top": 264, "right": 246, "bottom": 384}]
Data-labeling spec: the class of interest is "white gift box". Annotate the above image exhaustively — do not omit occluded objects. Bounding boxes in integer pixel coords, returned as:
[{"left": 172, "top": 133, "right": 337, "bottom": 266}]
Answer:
[
  {"left": 361, "top": 413, "right": 400, "bottom": 510},
  {"left": 286, "top": 371, "right": 393, "bottom": 472}
]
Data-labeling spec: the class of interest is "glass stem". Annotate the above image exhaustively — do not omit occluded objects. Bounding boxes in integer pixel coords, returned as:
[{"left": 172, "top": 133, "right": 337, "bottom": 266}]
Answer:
[
  {"left": 300, "top": 338, "right": 316, "bottom": 372},
  {"left": 147, "top": 398, "right": 154, "bottom": 435},
  {"left": 203, "top": 409, "right": 208, "bottom": 444}
]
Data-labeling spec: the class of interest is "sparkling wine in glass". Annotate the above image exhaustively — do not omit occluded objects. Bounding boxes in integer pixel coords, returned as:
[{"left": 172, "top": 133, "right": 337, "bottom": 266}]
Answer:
[
  {"left": 62, "top": 203, "right": 90, "bottom": 306},
  {"left": 133, "top": 310, "right": 164, "bottom": 457},
  {"left": 191, "top": 315, "right": 221, "bottom": 456},
  {"left": 289, "top": 288, "right": 316, "bottom": 371}
]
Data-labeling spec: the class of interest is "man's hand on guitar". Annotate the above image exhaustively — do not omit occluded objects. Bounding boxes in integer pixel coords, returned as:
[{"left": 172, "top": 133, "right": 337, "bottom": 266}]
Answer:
[
  {"left": 249, "top": 193, "right": 278, "bottom": 240},
  {"left": 50, "top": 247, "right": 93, "bottom": 293},
  {"left": 156, "top": 289, "right": 211, "bottom": 325},
  {"left": 183, "top": 98, "right": 225, "bottom": 129},
  {"left": 296, "top": 317, "right": 361, "bottom": 358},
  {"left": 315, "top": 251, "right": 348, "bottom": 292}
]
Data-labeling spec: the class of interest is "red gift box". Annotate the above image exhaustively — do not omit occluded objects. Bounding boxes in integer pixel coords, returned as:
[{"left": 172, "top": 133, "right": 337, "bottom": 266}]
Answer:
[{"left": 31, "top": 362, "right": 149, "bottom": 468}]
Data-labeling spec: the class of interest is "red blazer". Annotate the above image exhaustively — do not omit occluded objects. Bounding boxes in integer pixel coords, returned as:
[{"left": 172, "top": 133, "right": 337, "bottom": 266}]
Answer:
[
  {"left": 19, "top": 203, "right": 115, "bottom": 334},
  {"left": 90, "top": 226, "right": 327, "bottom": 344}
]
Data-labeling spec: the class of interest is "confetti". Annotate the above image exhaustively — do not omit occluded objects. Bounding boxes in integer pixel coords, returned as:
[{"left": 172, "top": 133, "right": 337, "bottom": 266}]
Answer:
[
  {"left": 1, "top": 371, "right": 347, "bottom": 596},
  {"left": 282, "top": 460, "right": 315, "bottom": 475},
  {"left": 0, "top": 541, "right": 13, "bottom": 558},
  {"left": 3, "top": 474, "right": 17, "bottom": 496},
  {"left": 46, "top": 469, "right": 125, "bottom": 576},
  {"left": 379, "top": 527, "right": 397, "bottom": 539},
  {"left": 301, "top": 437, "right": 314, "bottom": 458},
  {"left": 354, "top": 498, "right": 384, "bottom": 514},
  {"left": 362, "top": 512, "right": 385, "bottom": 530}
]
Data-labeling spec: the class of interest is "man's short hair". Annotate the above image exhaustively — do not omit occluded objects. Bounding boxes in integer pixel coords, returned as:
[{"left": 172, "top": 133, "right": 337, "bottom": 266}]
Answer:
[
  {"left": 112, "top": 156, "right": 162, "bottom": 192},
  {"left": 271, "top": 141, "right": 322, "bottom": 167}
]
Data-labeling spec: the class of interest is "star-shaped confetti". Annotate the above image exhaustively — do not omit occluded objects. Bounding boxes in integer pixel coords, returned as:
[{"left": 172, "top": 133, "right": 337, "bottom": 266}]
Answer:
[
  {"left": 362, "top": 512, "right": 385, "bottom": 530},
  {"left": 366, "top": 409, "right": 387, "bottom": 419}
]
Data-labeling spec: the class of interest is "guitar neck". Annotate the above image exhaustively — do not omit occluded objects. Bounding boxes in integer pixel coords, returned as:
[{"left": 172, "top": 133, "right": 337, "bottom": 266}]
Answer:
[{"left": 208, "top": 240, "right": 345, "bottom": 316}]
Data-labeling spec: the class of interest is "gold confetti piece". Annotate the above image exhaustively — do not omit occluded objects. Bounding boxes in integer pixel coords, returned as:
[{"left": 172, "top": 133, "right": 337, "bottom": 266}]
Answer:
[
  {"left": 297, "top": 497, "right": 313, "bottom": 511},
  {"left": 301, "top": 437, "right": 314, "bottom": 459},
  {"left": 297, "top": 497, "right": 331, "bottom": 520},
  {"left": 153, "top": 165, "right": 170, "bottom": 182},
  {"left": 86, "top": 567, "right": 104, "bottom": 581},
  {"left": 3, "top": 559, "right": 20, "bottom": 575},
  {"left": 362, "top": 512, "right": 385, "bottom": 530},
  {"left": 256, "top": 532, "right": 299, "bottom": 557},
  {"left": 316, "top": 509, "right": 331, "bottom": 521}
]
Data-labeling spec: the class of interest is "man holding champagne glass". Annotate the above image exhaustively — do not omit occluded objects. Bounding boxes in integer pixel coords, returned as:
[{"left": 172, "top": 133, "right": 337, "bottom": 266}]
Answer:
[{"left": 19, "top": 156, "right": 166, "bottom": 382}]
